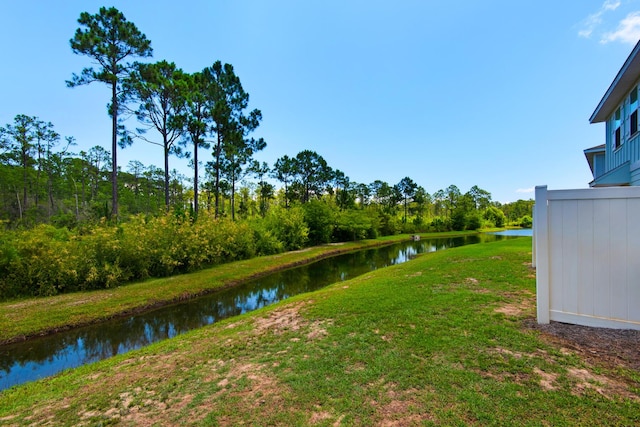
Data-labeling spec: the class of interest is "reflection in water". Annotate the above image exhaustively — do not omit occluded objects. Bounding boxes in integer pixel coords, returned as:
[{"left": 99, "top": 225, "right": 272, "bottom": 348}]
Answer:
[{"left": 0, "top": 233, "right": 518, "bottom": 390}]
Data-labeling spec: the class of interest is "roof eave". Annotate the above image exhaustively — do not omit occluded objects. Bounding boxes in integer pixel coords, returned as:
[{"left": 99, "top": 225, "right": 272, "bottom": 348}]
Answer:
[{"left": 590, "top": 40, "right": 640, "bottom": 124}]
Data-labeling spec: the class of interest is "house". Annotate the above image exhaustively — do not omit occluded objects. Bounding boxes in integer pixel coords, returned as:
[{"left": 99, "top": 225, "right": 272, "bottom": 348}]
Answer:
[{"left": 586, "top": 40, "right": 640, "bottom": 187}]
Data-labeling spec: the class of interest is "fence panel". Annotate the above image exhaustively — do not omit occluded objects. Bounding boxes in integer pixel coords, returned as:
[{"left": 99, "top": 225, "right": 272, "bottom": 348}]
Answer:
[{"left": 535, "top": 185, "right": 640, "bottom": 330}]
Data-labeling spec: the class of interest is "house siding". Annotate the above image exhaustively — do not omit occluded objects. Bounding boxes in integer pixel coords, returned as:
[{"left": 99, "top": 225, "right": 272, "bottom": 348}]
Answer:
[
  {"left": 594, "top": 153, "right": 605, "bottom": 177},
  {"left": 631, "top": 161, "right": 640, "bottom": 185},
  {"left": 611, "top": 131, "right": 640, "bottom": 172},
  {"left": 601, "top": 89, "right": 640, "bottom": 184}
]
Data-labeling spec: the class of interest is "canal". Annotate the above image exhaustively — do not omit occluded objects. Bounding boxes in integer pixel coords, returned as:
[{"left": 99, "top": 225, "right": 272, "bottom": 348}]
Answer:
[{"left": 0, "top": 232, "right": 529, "bottom": 391}]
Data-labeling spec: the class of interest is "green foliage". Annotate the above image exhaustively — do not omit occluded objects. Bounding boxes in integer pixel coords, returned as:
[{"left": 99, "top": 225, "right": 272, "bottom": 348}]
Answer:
[
  {"left": 0, "top": 212, "right": 266, "bottom": 299},
  {"left": 450, "top": 209, "right": 467, "bottom": 231},
  {"left": 0, "top": 225, "right": 79, "bottom": 297},
  {"left": 519, "top": 215, "right": 533, "bottom": 228},
  {"left": 465, "top": 212, "right": 483, "bottom": 230},
  {"left": 400, "top": 221, "right": 417, "bottom": 234},
  {"left": 264, "top": 205, "right": 309, "bottom": 251},
  {"left": 484, "top": 206, "right": 506, "bottom": 228},
  {"left": 501, "top": 199, "right": 534, "bottom": 224},
  {"left": 430, "top": 217, "right": 450, "bottom": 232},
  {"left": 378, "top": 212, "right": 402, "bottom": 235},
  {"left": 68, "top": 6, "right": 153, "bottom": 218},
  {"left": 302, "top": 200, "right": 335, "bottom": 245},
  {"left": 248, "top": 219, "right": 285, "bottom": 255},
  {"left": 334, "top": 209, "right": 373, "bottom": 241}
]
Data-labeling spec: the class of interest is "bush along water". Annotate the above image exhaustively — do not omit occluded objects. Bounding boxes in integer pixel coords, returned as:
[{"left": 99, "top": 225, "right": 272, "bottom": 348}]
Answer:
[
  {"left": 0, "top": 210, "right": 304, "bottom": 299},
  {"left": 0, "top": 196, "right": 526, "bottom": 299}
]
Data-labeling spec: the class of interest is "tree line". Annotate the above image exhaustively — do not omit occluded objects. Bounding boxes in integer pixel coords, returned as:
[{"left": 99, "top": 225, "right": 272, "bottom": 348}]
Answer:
[
  {"left": 0, "top": 6, "right": 534, "bottom": 233},
  {"left": 0, "top": 6, "right": 537, "bottom": 300}
]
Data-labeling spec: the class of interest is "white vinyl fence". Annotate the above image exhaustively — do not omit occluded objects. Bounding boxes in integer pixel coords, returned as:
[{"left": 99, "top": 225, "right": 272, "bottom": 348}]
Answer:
[{"left": 534, "top": 185, "right": 640, "bottom": 330}]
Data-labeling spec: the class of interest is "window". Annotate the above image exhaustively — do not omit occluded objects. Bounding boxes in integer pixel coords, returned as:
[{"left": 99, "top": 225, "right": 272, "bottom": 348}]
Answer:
[
  {"left": 614, "top": 107, "right": 622, "bottom": 149},
  {"left": 631, "top": 87, "right": 638, "bottom": 136}
]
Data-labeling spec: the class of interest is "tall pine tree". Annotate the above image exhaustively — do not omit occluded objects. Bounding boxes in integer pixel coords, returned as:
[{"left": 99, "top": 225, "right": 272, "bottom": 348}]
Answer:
[{"left": 68, "top": 7, "right": 152, "bottom": 219}]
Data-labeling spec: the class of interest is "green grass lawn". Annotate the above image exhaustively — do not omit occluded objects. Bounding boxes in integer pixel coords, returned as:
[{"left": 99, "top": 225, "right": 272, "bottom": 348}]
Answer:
[{"left": 1, "top": 237, "right": 638, "bottom": 426}]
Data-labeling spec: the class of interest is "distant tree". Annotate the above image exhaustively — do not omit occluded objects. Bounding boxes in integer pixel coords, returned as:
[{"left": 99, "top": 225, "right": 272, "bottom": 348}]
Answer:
[
  {"left": 123, "top": 60, "right": 187, "bottom": 209},
  {"left": 432, "top": 189, "right": 445, "bottom": 217},
  {"left": 221, "top": 125, "right": 265, "bottom": 221},
  {"left": 369, "top": 180, "right": 398, "bottom": 214},
  {"left": 0, "top": 115, "right": 39, "bottom": 216},
  {"left": 397, "top": 177, "right": 417, "bottom": 223},
  {"left": 412, "top": 186, "right": 429, "bottom": 220},
  {"left": 33, "top": 120, "right": 60, "bottom": 209},
  {"left": 335, "top": 209, "right": 373, "bottom": 241},
  {"left": 450, "top": 208, "right": 467, "bottom": 231},
  {"left": 302, "top": 199, "right": 336, "bottom": 245},
  {"left": 68, "top": 6, "right": 152, "bottom": 219},
  {"left": 42, "top": 135, "right": 74, "bottom": 218},
  {"left": 271, "top": 155, "right": 295, "bottom": 208},
  {"left": 203, "top": 61, "right": 264, "bottom": 218},
  {"left": 519, "top": 215, "right": 533, "bottom": 228},
  {"left": 253, "top": 161, "right": 273, "bottom": 216},
  {"left": 484, "top": 206, "right": 506, "bottom": 228},
  {"left": 292, "top": 150, "right": 332, "bottom": 203},
  {"left": 333, "top": 170, "right": 355, "bottom": 210},
  {"left": 501, "top": 199, "right": 534, "bottom": 224},
  {"left": 467, "top": 185, "right": 492, "bottom": 210},
  {"left": 355, "top": 183, "right": 370, "bottom": 209},
  {"left": 84, "top": 146, "right": 112, "bottom": 201},
  {"left": 444, "top": 185, "right": 461, "bottom": 216},
  {"left": 183, "top": 72, "right": 209, "bottom": 217},
  {"left": 369, "top": 180, "right": 386, "bottom": 207},
  {"left": 127, "top": 160, "right": 145, "bottom": 209}
]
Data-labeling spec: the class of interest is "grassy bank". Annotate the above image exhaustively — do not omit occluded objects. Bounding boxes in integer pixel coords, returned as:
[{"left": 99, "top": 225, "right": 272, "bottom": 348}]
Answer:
[
  {"left": 1, "top": 237, "right": 638, "bottom": 425},
  {"left": 0, "top": 231, "right": 475, "bottom": 344}
]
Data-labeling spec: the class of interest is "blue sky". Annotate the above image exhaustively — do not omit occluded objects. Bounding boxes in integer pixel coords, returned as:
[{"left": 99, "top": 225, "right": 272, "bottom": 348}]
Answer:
[{"left": 2, "top": 1, "right": 640, "bottom": 203}]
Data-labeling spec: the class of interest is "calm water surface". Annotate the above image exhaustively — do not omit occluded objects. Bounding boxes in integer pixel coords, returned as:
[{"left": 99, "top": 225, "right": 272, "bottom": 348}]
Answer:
[{"left": 0, "top": 233, "right": 524, "bottom": 391}]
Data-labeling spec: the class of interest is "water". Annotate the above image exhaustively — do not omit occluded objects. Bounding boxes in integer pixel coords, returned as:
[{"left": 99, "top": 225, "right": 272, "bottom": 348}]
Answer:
[
  {"left": 0, "top": 233, "right": 524, "bottom": 391},
  {"left": 490, "top": 229, "right": 532, "bottom": 237}
]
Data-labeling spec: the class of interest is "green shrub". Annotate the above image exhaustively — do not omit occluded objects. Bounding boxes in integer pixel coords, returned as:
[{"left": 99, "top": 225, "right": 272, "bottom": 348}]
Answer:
[
  {"left": 302, "top": 200, "right": 335, "bottom": 245},
  {"left": 1, "top": 225, "right": 82, "bottom": 296},
  {"left": 484, "top": 206, "right": 506, "bottom": 228},
  {"left": 519, "top": 215, "right": 533, "bottom": 228},
  {"left": 334, "top": 209, "right": 373, "bottom": 241},
  {"left": 465, "top": 213, "right": 483, "bottom": 230},
  {"left": 430, "top": 217, "right": 450, "bottom": 232},
  {"left": 400, "top": 221, "right": 417, "bottom": 234},
  {"left": 265, "top": 205, "right": 309, "bottom": 250},
  {"left": 450, "top": 209, "right": 467, "bottom": 231},
  {"left": 0, "top": 211, "right": 266, "bottom": 299},
  {"left": 249, "top": 219, "right": 285, "bottom": 255},
  {"left": 378, "top": 213, "right": 401, "bottom": 236}
]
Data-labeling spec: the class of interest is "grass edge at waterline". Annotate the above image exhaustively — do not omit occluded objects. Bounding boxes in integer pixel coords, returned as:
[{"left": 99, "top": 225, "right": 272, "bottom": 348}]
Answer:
[{"left": 0, "top": 231, "right": 479, "bottom": 344}]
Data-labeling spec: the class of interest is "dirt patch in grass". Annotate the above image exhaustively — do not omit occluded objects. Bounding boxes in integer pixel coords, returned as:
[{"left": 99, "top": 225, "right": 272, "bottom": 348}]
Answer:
[
  {"left": 533, "top": 367, "right": 558, "bottom": 391},
  {"left": 373, "top": 385, "right": 432, "bottom": 426},
  {"left": 566, "top": 367, "right": 632, "bottom": 399},
  {"left": 495, "top": 300, "right": 533, "bottom": 317},
  {"left": 485, "top": 345, "right": 639, "bottom": 400},
  {"left": 522, "top": 319, "right": 640, "bottom": 401},
  {"left": 200, "top": 360, "right": 291, "bottom": 425},
  {"left": 494, "top": 291, "right": 535, "bottom": 317},
  {"left": 254, "top": 302, "right": 331, "bottom": 341},
  {"left": 254, "top": 304, "right": 307, "bottom": 334}
]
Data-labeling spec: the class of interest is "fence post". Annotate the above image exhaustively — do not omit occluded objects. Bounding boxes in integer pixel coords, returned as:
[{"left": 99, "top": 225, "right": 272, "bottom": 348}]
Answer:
[
  {"left": 532, "top": 208, "right": 536, "bottom": 268},
  {"left": 535, "top": 185, "right": 550, "bottom": 324}
]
